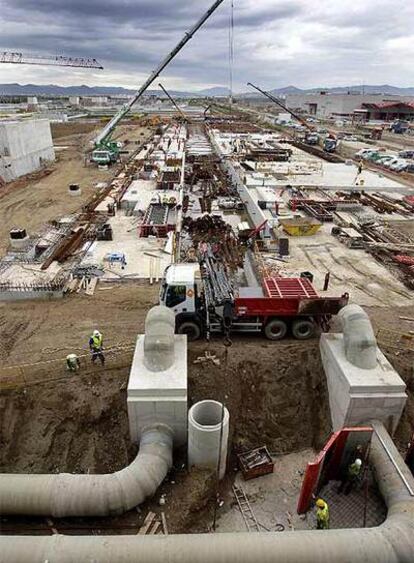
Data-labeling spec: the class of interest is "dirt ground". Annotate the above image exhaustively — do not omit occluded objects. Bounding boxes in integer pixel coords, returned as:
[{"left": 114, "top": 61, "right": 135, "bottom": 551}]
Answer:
[
  {"left": 0, "top": 331, "right": 331, "bottom": 535},
  {"left": 0, "top": 289, "right": 413, "bottom": 535},
  {"left": 0, "top": 122, "right": 152, "bottom": 257},
  {"left": 0, "top": 283, "right": 159, "bottom": 365}
]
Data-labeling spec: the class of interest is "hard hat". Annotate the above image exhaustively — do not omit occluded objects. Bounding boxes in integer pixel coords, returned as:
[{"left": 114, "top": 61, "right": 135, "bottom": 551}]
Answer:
[
  {"left": 93, "top": 330, "right": 101, "bottom": 337},
  {"left": 355, "top": 458, "right": 362, "bottom": 467},
  {"left": 316, "top": 499, "right": 325, "bottom": 508}
]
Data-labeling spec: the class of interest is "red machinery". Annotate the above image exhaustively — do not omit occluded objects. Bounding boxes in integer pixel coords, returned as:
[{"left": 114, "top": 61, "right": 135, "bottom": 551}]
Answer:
[{"left": 161, "top": 262, "right": 349, "bottom": 341}]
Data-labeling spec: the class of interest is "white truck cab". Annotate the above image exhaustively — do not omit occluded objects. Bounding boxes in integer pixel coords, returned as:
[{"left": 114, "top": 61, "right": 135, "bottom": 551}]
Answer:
[{"left": 160, "top": 263, "right": 202, "bottom": 315}]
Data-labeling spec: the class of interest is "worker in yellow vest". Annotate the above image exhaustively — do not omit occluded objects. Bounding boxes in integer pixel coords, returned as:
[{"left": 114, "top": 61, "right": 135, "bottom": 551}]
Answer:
[
  {"left": 339, "top": 458, "right": 362, "bottom": 495},
  {"left": 89, "top": 330, "right": 105, "bottom": 366},
  {"left": 66, "top": 353, "right": 80, "bottom": 372},
  {"left": 315, "top": 498, "right": 330, "bottom": 530}
]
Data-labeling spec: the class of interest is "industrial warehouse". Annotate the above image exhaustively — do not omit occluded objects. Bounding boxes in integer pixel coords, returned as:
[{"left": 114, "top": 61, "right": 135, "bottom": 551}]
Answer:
[{"left": 0, "top": 1, "right": 414, "bottom": 563}]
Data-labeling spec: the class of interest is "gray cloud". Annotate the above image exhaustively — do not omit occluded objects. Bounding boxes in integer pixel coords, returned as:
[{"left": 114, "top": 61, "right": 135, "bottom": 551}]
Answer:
[{"left": 0, "top": 0, "right": 413, "bottom": 90}]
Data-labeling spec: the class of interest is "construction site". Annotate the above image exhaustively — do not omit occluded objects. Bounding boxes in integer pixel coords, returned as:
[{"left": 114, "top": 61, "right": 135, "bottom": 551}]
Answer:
[{"left": 0, "top": 1, "right": 414, "bottom": 562}]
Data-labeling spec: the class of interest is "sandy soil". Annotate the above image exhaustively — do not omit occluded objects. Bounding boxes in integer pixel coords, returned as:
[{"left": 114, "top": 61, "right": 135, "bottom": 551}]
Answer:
[
  {"left": 0, "top": 122, "right": 152, "bottom": 257},
  {"left": 0, "top": 284, "right": 159, "bottom": 365}
]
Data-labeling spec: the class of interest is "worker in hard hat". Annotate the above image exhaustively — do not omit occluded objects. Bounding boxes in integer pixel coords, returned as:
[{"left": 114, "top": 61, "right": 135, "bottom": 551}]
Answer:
[
  {"left": 89, "top": 330, "right": 105, "bottom": 366},
  {"left": 315, "top": 498, "right": 330, "bottom": 530},
  {"left": 338, "top": 458, "right": 363, "bottom": 495},
  {"left": 66, "top": 353, "right": 80, "bottom": 372}
]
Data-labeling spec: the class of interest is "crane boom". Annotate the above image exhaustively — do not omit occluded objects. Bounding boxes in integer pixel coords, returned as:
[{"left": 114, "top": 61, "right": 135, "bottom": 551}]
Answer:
[
  {"left": 158, "top": 83, "right": 187, "bottom": 121},
  {"left": 94, "top": 0, "right": 225, "bottom": 146},
  {"left": 247, "top": 82, "right": 338, "bottom": 153},
  {"left": 247, "top": 82, "right": 312, "bottom": 130},
  {"left": 0, "top": 51, "right": 103, "bottom": 69}
]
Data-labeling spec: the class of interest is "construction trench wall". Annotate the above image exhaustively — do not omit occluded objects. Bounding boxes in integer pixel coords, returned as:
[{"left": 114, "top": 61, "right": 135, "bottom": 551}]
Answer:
[{"left": 1, "top": 305, "right": 413, "bottom": 561}]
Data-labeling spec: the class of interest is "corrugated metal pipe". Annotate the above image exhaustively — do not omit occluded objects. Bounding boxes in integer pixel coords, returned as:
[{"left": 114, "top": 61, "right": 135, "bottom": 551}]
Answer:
[
  {"left": 0, "top": 423, "right": 173, "bottom": 517},
  {"left": 1, "top": 422, "right": 414, "bottom": 563}
]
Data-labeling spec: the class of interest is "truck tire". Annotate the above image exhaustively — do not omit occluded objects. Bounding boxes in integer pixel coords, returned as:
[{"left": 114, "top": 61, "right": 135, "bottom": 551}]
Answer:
[
  {"left": 177, "top": 321, "right": 201, "bottom": 342},
  {"left": 292, "top": 319, "right": 315, "bottom": 340},
  {"left": 264, "top": 319, "right": 287, "bottom": 341}
]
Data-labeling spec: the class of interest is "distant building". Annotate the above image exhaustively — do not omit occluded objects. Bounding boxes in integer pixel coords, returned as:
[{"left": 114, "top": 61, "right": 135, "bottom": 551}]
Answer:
[
  {"left": 285, "top": 92, "right": 414, "bottom": 120},
  {"left": 0, "top": 119, "right": 55, "bottom": 183},
  {"left": 81, "top": 96, "right": 109, "bottom": 106},
  {"left": 360, "top": 101, "right": 414, "bottom": 121}
]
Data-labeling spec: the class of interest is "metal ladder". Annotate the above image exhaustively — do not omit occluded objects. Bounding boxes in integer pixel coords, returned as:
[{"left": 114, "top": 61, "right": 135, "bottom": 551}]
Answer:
[{"left": 232, "top": 484, "right": 260, "bottom": 532}]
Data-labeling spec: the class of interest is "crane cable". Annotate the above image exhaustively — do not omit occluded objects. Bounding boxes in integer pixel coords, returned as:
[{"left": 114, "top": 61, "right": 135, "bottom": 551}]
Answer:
[
  {"left": 228, "top": 0, "right": 235, "bottom": 147},
  {"left": 228, "top": 0, "right": 234, "bottom": 106}
]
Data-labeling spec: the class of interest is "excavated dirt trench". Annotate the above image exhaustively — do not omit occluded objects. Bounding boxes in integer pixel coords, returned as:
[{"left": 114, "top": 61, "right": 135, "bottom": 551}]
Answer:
[{"left": 0, "top": 338, "right": 330, "bottom": 534}]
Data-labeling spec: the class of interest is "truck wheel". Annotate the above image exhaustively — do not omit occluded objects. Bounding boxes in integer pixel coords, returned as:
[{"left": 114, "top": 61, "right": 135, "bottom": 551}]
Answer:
[
  {"left": 292, "top": 319, "right": 315, "bottom": 340},
  {"left": 264, "top": 319, "right": 287, "bottom": 341},
  {"left": 177, "top": 321, "right": 201, "bottom": 342}
]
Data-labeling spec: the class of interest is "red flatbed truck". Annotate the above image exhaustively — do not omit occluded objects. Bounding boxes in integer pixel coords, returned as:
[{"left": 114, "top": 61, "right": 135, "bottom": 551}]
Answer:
[{"left": 160, "top": 263, "right": 349, "bottom": 341}]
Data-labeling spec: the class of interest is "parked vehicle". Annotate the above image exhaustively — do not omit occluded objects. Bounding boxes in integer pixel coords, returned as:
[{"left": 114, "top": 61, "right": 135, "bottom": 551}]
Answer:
[
  {"left": 391, "top": 161, "right": 408, "bottom": 172},
  {"left": 217, "top": 197, "right": 244, "bottom": 210},
  {"left": 160, "top": 262, "right": 349, "bottom": 341},
  {"left": 398, "top": 150, "right": 414, "bottom": 159},
  {"left": 355, "top": 148, "right": 378, "bottom": 159}
]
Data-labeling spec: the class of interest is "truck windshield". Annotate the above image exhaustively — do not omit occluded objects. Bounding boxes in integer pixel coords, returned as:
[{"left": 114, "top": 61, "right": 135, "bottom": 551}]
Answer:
[{"left": 165, "top": 285, "right": 186, "bottom": 308}]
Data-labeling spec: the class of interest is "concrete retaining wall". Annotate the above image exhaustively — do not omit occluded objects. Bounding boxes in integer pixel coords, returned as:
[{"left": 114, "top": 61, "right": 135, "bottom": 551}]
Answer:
[{"left": 0, "top": 119, "right": 55, "bottom": 182}]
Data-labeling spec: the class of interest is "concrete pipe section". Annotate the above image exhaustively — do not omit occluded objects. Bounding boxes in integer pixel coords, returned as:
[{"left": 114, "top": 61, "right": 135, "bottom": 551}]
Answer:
[
  {"left": 188, "top": 400, "right": 229, "bottom": 480},
  {"left": 1, "top": 423, "right": 414, "bottom": 563},
  {"left": 0, "top": 424, "right": 173, "bottom": 518},
  {"left": 143, "top": 305, "right": 176, "bottom": 372},
  {"left": 338, "top": 304, "right": 377, "bottom": 369},
  {"left": 68, "top": 183, "right": 81, "bottom": 197}
]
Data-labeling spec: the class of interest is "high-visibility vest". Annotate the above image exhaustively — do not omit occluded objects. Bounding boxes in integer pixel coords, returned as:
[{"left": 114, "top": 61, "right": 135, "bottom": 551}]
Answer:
[
  {"left": 317, "top": 503, "right": 329, "bottom": 527},
  {"left": 91, "top": 334, "right": 103, "bottom": 349},
  {"left": 348, "top": 462, "right": 361, "bottom": 478}
]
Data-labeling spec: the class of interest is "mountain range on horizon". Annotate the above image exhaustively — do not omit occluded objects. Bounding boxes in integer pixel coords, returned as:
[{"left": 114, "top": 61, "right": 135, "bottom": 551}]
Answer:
[{"left": 1, "top": 83, "right": 414, "bottom": 97}]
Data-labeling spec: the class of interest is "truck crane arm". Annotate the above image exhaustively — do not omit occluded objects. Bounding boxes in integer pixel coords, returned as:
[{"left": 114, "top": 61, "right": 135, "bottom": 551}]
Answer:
[
  {"left": 247, "top": 82, "right": 314, "bottom": 131},
  {"left": 93, "top": 0, "right": 225, "bottom": 149},
  {"left": 158, "top": 83, "right": 188, "bottom": 121},
  {"left": 247, "top": 82, "right": 338, "bottom": 152}
]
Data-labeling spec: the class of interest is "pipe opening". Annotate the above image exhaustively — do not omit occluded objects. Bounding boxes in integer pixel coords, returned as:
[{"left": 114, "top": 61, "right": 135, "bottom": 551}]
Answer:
[{"left": 190, "top": 400, "right": 226, "bottom": 427}]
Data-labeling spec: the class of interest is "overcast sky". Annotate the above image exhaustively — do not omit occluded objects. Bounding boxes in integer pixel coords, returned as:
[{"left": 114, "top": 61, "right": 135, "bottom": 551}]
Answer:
[{"left": 0, "top": 0, "right": 413, "bottom": 91}]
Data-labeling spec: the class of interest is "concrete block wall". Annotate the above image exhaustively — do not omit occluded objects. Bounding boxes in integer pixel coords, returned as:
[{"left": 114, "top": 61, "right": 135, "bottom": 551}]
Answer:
[
  {"left": 127, "top": 335, "right": 187, "bottom": 446},
  {"left": 0, "top": 119, "right": 55, "bottom": 182},
  {"left": 320, "top": 333, "right": 407, "bottom": 433}
]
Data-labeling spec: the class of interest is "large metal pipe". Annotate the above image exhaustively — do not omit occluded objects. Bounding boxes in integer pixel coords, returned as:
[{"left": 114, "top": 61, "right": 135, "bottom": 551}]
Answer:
[
  {"left": 1, "top": 423, "right": 414, "bottom": 562},
  {"left": 0, "top": 424, "right": 173, "bottom": 517}
]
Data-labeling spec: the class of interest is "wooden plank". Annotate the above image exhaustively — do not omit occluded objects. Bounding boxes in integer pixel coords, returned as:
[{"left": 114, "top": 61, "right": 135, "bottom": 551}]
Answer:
[
  {"left": 76, "top": 276, "right": 85, "bottom": 293},
  {"left": 149, "top": 521, "right": 161, "bottom": 535},
  {"left": 138, "top": 511, "right": 156, "bottom": 535},
  {"left": 161, "top": 512, "right": 168, "bottom": 535},
  {"left": 85, "top": 277, "right": 98, "bottom": 296}
]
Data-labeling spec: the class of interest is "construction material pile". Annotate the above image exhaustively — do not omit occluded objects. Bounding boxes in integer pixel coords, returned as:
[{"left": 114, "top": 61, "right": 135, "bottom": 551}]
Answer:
[
  {"left": 198, "top": 243, "right": 234, "bottom": 307},
  {"left": 183, "top": 215, "right": 244, "bottom": 270}
]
